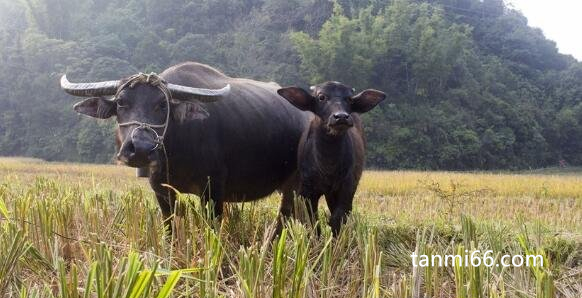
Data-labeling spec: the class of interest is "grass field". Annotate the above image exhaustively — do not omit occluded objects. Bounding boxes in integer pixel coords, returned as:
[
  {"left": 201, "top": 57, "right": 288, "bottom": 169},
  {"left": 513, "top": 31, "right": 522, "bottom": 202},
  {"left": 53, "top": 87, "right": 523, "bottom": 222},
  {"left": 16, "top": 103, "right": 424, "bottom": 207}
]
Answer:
[{"left": 0, "top": 157, "right": 580, "bottom": 297}]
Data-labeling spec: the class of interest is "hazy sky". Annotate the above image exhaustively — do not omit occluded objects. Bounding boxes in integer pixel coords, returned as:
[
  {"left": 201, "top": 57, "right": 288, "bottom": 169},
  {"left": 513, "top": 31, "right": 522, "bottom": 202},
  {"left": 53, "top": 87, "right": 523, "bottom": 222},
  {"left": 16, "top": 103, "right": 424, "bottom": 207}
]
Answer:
[{"left": 506, "top": 0, "right": 582, "bottom": 61}]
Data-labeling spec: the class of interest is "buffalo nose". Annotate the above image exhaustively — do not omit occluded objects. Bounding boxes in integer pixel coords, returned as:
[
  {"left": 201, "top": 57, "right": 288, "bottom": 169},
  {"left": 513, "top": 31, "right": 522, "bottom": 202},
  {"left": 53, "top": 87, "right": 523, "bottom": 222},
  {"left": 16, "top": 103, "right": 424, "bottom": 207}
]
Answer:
[
  {"left": 131, "top": 141, "right": 154, "bottom": 157},
  {"left": 333, "top": 112, "right": 350, "bottom": 120},
  {"left": 118, "top": 139, "right": 155, "bottom": 164}
]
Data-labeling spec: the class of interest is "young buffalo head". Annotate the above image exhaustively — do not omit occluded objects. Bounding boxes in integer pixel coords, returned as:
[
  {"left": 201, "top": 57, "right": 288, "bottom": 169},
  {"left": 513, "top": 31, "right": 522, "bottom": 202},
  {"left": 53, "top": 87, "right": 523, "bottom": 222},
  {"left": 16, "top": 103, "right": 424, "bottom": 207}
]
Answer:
[{"left": 278, "top": 81, "right": 385, "bottom": 135}]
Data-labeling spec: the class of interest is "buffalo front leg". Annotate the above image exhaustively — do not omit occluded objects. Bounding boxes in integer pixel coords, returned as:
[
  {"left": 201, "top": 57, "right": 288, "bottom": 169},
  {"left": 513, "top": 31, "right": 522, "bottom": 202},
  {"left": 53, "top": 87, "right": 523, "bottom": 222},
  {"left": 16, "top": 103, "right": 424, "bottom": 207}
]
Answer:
[
  {"left": 155, "top": 191, "right": 177, "bottom": 233},
  {"left": 325, "top": 185, "right": 355, "bottom": 236},
  {"left": 297, "top": 184, "right": 321, "bottom": 231},
  {"left": 149, "top": 169, "right": 180, "bottom": 235},
  {"left": 154, "top": 191, "right": 176, "bottom": 221},
  {"left": 200, "top": 175, "right": 225, "bottom": 222}
]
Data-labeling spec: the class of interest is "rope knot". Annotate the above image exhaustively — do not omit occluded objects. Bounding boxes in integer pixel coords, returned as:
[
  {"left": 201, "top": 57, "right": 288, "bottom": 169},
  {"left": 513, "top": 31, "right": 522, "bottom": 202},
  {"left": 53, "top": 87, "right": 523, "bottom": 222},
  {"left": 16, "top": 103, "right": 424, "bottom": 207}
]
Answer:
[
  {"left": 114, "top": 72, "right": 172, "bottom": 110},
  {"left": 125, "top": 72, "right": 167, "bottom": 89}
]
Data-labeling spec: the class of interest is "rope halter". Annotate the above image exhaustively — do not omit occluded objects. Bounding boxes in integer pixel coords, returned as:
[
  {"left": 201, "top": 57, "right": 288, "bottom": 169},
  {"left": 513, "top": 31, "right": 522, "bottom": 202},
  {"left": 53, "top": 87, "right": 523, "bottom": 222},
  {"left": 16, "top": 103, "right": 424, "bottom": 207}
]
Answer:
[{"left": 116, "top": 72, "right": 171, "bottom": 152}]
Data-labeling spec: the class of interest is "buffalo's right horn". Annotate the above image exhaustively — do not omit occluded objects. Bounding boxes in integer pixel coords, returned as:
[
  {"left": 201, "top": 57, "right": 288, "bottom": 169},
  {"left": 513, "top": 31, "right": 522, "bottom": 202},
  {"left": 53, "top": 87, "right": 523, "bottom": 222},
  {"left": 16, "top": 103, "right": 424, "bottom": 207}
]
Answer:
[
  {"left": 60, "top": 75, "right": 120, "bottom": 97},
  {"left": 167, "top": 83, "right": 231, "bottom": 102}
]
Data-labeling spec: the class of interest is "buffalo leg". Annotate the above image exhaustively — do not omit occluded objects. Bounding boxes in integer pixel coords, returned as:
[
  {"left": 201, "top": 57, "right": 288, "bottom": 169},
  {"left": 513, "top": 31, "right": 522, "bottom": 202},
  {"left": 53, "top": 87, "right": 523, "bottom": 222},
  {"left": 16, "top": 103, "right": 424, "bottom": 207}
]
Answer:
[
  {"left": 278, "top": 172, "right": 300, "bottom": 218},
  {"left": 276, "top": 189, "right": 320, "bottom": 234},
  {"left": 273, "top": 189, "right": 294, "bottom": 237},
  {"left": 200, "top": 175, "right": 225, "bottom": 220},
  {"left": 298, "top": 185, "right": 321, "bottom": 230},
  {"left": 155, "top": 191, "right": 175, "bottom": 220},
  {"left": 154, "top": 191, "right": 177, "bottom": 234},
  {"left": 304, "top": 195, "right": 320, "bottom": 228},
  {"left": 326, "top": 186, "right": 355, "bottom": 236},
  {"left": 279, "top": 190, "right": 294, "bottom": 218},
  {"left": 149, "top": 169, "right": 178, "bottom": 234}
]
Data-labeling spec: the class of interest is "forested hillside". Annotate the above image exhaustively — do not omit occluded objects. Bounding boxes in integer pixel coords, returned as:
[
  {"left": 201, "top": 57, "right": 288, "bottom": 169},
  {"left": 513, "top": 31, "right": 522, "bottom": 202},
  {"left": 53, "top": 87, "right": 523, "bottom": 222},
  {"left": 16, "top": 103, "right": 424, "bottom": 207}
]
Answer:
[{"left": 0, "top": 0, "right": 581, "bottom": 170}]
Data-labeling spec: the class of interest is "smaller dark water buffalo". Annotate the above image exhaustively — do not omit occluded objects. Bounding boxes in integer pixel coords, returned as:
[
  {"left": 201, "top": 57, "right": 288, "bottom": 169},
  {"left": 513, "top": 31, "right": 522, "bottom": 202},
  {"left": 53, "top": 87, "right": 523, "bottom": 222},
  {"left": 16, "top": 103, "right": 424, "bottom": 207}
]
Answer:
[{"left": 277, "top": 82, "right": 385, "bottom": 235}]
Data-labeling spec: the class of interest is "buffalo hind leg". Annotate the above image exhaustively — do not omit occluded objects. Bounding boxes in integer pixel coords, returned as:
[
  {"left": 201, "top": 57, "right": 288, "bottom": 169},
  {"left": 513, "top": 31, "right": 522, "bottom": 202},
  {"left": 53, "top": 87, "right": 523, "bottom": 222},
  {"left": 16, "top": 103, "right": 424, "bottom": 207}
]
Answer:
[
  {"left": 276, "top": 189, "right": 321, "bottom": 235},
  {"left": 275, "top": 173, "right": 300, "bottom": 236},
  {"left": 273, "top": 189, "right": 294, "bottom": 238},
  {"left": 278, "top": 171, "right": 300, "bottom": 219}
]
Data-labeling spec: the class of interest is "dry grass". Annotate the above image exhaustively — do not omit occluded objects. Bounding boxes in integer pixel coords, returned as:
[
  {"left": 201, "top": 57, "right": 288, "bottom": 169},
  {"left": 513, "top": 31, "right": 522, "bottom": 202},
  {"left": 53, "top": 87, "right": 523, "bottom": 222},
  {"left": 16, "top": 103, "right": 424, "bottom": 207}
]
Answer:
[
  {"left": 358, "top": 171, "right": 582, "bottom": 233},
  {"left": 0, "top": 157, "right": 580, "bottom": 297}
]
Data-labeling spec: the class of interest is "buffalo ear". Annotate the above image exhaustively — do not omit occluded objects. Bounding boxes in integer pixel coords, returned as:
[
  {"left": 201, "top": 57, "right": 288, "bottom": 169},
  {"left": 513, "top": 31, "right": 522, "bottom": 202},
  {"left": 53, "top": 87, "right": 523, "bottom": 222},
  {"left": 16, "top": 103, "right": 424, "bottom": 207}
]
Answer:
[
  {"left": 172, "top": 101, "right": 209, "bottom": 123},
  {"left": 351, "top": 89, "right": 386, "bottom": 114},
  {"left": 73, "top": 97, "right": 115, "bottom": 119},
  {"left": 277, "top": 87, "right": 314, "bottom": 111}
]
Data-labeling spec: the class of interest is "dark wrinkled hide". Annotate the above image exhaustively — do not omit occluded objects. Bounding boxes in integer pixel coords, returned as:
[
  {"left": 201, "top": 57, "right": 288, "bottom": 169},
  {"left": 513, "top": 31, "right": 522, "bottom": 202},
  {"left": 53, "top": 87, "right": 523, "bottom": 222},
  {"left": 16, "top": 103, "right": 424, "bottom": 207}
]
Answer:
[
  {"left": 153, "top": 63, "right": 309, "bottom": 218},
  {"left": 277, "top": 82, "right": 385, "bottom": 235}
]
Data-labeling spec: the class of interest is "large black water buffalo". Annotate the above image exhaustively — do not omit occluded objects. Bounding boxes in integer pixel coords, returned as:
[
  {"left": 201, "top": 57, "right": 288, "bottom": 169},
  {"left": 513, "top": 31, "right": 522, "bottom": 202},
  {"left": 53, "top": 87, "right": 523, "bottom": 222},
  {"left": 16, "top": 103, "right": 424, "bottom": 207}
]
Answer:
[{"left": 61, "top": 62, "right": 310, "bottom": 224}]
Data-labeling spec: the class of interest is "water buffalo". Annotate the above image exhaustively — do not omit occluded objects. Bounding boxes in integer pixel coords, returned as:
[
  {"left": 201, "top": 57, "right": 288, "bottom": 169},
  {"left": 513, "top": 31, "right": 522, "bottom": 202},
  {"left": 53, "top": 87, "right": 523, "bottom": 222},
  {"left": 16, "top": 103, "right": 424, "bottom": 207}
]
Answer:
[
  {"left": 61, "top": 62, "right": 310, "bottom": 226},
  {"left": 277, "top": 81, "right": 385, "bottom": 235}
]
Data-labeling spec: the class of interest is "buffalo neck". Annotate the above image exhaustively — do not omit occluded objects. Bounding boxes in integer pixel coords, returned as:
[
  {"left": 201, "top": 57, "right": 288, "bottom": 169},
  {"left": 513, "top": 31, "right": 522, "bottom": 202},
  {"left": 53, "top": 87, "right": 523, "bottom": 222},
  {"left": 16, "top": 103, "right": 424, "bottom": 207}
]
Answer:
[{"left": 312, "top": 122, "right": 352, "bottom": 167}]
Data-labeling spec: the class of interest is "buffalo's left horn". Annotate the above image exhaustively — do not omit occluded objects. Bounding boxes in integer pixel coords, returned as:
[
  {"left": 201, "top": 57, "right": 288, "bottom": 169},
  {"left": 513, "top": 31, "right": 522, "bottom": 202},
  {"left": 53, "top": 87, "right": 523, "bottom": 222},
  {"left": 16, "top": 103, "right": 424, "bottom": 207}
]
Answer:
[
  {"left": 167, "top": 83, "right": 231, "bottom": 102},
  {"left": 60, "top": 75, "right": 120, "bottom": 97}
]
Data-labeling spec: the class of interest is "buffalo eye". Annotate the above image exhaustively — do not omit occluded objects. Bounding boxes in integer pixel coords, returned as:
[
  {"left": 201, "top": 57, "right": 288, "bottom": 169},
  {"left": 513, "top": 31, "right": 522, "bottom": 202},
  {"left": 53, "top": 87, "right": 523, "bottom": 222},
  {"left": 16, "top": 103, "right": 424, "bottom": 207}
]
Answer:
[
  {"left": 318, "top": 94, "right": 326, "bottom": 101},
  {"left": 156, "top": 101, "right": 167, "bottom": 112},
  {"left": 116, "top": 99, "right": 128, "bottom": 109}
]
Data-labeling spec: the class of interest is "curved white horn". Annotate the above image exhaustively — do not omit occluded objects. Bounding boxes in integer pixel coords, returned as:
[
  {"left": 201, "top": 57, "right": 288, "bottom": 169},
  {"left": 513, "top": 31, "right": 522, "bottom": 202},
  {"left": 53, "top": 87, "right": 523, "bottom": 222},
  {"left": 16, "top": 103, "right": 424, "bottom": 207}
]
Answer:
[
  {"left": 167, "top": 83, "right": 231, "bottom": 102},
  {"left": 60, "top": 75, "right": 120, "bottom": 97}
]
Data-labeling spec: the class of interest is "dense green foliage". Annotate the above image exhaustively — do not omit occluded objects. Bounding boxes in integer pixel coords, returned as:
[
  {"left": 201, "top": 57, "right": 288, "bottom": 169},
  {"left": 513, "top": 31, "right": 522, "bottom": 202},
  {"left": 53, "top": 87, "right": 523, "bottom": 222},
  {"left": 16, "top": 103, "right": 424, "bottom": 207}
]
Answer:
[{"left": 0, "top": 0, "right": 580, "bottom": 169}]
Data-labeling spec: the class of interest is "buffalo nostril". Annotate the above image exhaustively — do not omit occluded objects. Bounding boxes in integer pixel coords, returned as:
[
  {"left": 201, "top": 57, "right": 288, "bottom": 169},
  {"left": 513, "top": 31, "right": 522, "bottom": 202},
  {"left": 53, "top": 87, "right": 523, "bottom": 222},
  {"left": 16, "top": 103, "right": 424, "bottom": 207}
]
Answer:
[
  {"left": 124, "top": 142, "right": 136, "bottom": 154},
  {"left": 118, "top": 141, "right": 135, "bottom": 160},
  {"left": 333, "top": 113, "right": 350, "bottom": 120}
]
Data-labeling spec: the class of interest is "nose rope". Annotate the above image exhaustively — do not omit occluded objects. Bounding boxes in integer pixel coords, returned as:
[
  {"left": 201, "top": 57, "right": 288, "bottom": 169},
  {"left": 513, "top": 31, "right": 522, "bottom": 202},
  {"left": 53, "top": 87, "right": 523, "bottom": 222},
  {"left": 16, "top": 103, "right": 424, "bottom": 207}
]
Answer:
[
  {"left": 116, "top": 73, "right": 174, "bottom": 213},
  {"left": 121, "top": 122, "right": 164, "bottom": 151}
]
